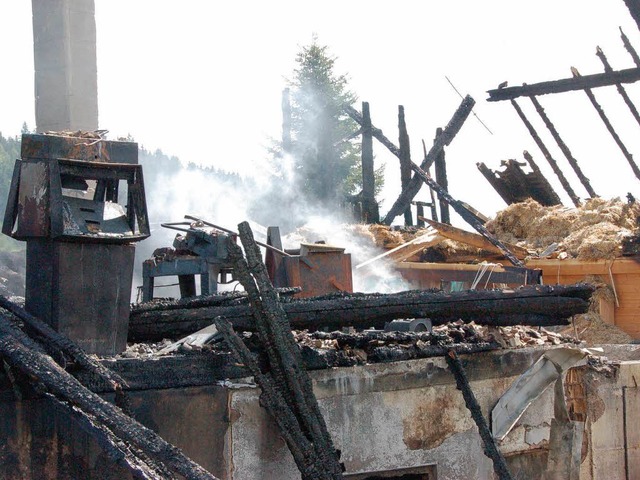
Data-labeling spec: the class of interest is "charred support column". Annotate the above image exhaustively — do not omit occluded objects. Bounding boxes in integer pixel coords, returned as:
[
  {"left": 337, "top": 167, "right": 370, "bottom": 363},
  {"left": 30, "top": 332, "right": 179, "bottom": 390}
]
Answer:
[
  {"left": 398, "top": 106, "right": 413, "bottom": 225},
  {"left": 361, "top": 102, "right": 379, "bottom": 223},
  {"left": 623, "top": 0, "right": 640, "bottom": 33},
  {"left": 510, "top": 99, "right": 581, "bottom": 207},
  {"left": 31, "top": 0, "right": 98, "bottom": 132},
  {"left": 528, "top": 96, "right": 596, "bottom": 198},
  {"left": 572, "top": 67, "right": 640, "bottom": 182},
  {"left": 383, "top": 95, "right": 475, "bottom": 225},
  {"left": 433, "top": 127, "right": 451, "bottom": 224}
]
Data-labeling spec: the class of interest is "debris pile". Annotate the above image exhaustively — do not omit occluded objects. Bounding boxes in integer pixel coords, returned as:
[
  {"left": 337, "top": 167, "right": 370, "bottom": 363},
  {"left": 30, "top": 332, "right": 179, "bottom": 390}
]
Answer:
[{"left": 486, "top": 197, "right": 640, "bottom": 259}]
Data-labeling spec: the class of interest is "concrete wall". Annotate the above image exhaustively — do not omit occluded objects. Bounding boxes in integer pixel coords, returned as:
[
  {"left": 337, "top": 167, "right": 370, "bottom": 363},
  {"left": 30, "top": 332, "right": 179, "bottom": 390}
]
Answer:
[{"left": 2, "top": 349, "right": 640, "bottom": 479}]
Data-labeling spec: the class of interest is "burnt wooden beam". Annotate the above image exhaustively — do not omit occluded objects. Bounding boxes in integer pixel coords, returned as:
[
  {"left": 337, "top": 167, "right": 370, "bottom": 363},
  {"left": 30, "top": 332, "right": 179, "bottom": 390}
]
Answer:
[
  {"left": 596, "top": 46, "right": 640, "bottom": 128},
  {"left": 231, "top": 222, "right": 343, "bottom": 479},
  {"left": 573, "top": 67, "right": 640, "bottom": 181},
  {"left": 129, "top": 284, "right": 593, "bottom": 342},
  {"left": 0, "top": 295, "right": 130, "bottom": 412},
  {"left": 0, "top": 313, "right": 218, "bottom": 480},
  {"left": 408, "top": 161, "right": 526, "bottom": 266},
  {"left": 623, "top": 0, "right": 640, "bottom": 33},
  {"left": 445, "top": 350, "right": 513, "bottom": 480},
  {"left": 620, "top": 28, "right": 640, "bottom": 67},
  {"left": 344, "top": 103, "right": 401, "bottom": 158},
  {"left": 421, "top": 139, "right": 440, "bottom": 222},
  {"left": 383, "top": 95, "right": 475, "bottom": 225},
  {"left": 361, "top": 102, "right": 379, "bottom": 223},
  {"left": 510, "top": 99, "right": 581, "bottom": 206},
  {"left": 528, "top": 96, "right": 597, "bottom": 198},
  {"left": 522, "top": 151, "right": 563, "bottom": 205},
  {"left": 433, "top": 127, "right": 451, "bottom": 224},
  {"left": 398, "top": 106, "right": 413, "bottom": 225},
  {"left": 487, "top": 67, "right": 640, "bottom": 101}
]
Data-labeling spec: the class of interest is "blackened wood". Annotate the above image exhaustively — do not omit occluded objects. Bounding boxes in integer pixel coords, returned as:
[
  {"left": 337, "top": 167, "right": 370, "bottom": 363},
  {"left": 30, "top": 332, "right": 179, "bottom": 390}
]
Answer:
[
  {"left": 214, "top": 318, "right": 327, "bottom": 480},
  {"left": 445, "top": 350, "right": 513, "bottom": 480},
  {"left": 1, "top": 160, "right": 20, "bottom": 237},
  {"left": 233, "top": 222, "right": 344, "bottom": 479},
  {"left": 433, "top": 127, "right": 451, "bottom": 224},
  {"left": 620, "top": 28, "right": 640, "bottom": 67},
  {"left": 128, "top": 284, "right": 593, "bottom": 341},
  {"left": 398, "top": 106, "right": 413, "bottom": 225},
  {"left": 573, "top": 67, "right": 640, "bottom": 181},
  {"left": 282, "top": 88, "right": 292, "bottom": 153},
  {"left": 383, "top": 95, "right": 475, "bottom": 225},
  {"left": 343, "top": 104, "right": 401, "bottom": 158},
  {"left": 623, "top": 0, "right": 640, "bottom": 33},
  {"left": 596, "top": 46, "right": 640, "bottom": 128},
  {"left": 0, "top": 295, "right": 130, "bottom": 409},
  {"left": 510, "top": 99, "right": 581, "bottom": 206},
  {"left": 361, "top": 102, "right": 379, "bottom": 223},
  {"left": 422, "top": 140, "right": 440, "bottom": 222},
  {"left": 0, "top": 314, "right": 218, "bottom": 480},
  {"left": 487, "top": 67, "right": 640, "bottom": 101},
  {"left": 529, "top": 96, "right": 597, "bottom": 198},
  {"left": 409, "top": 161, "right": 526, "bottom": 267}
]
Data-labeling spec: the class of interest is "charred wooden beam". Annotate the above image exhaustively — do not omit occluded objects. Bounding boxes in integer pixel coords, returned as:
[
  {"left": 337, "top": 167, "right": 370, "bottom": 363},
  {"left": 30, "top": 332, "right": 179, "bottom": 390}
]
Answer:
[
  {"left": 620, "top": 28, "right": 640, "bottom": 67},
  {"left": 510, "top": 99, "right": 581, "bottom": 206},
  {"left": 0, "top": 313, "right": 218, "bottom": 480},
  {"left": 344, "top": 103, "right": 401, "bottom": 158},
  {"left": 409, "top": 161, "right": 526, "bottom": 266},
  {"left": 572, "top": 67, "right": 640, "bottom": 181},
  {"left": 445, "top": 349, "right": 513, "bottom": 480},
  {"left": 596, "top": 46, "right": 640, "bottom": 128},
  {"left": 383, "top": 95, "right": 475, "bottom": 225},
  {"left": 421, "top": 139, "right": 440, "bottom": 222},
  {"left": 398, "top": 106, "right": 413, "bottom": 225},
  {"left": 420, "top": 218, "right": 530, "bottom": 259},
  {"left": 361, "top": 102, "right": 379, "bottom": 223},
  {"left": 487, "top": 67, "right": 640, "bottom": 101},
  {"left": 0, "top": 295, "right": 131, "bottom": 412},
  {"left": 623, "top": 0, "right": 640, "bottom": 33},
  {"left": 231, "top": 222, "right": 343, "bottom": 479},
  {"left": 129, "top": 284, "right": 593, "bottom": 342},
  {"left": 433, "top": 127, "right": 451, "bottom": 224},
  {"left": 529, "top": 96, "right": 597, "bottom": 198}
]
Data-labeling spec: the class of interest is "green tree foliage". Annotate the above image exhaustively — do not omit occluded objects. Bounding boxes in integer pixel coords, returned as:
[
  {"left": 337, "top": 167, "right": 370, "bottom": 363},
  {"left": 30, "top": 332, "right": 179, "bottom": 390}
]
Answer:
[{"left": 287, "top": 39, "right": 362, "bottom": 204}]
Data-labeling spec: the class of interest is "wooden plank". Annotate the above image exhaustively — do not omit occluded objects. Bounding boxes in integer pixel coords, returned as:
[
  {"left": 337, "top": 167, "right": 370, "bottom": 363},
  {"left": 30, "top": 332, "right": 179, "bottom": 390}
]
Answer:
[
  {"left": 396, "top": 262, "right": 510, "bottom": 273},
  {"left": 528, "top": 258, "right": 640, "bottom": 275},
  {"left": 421, "top": 217, "right": 529, "bottom": 258}
]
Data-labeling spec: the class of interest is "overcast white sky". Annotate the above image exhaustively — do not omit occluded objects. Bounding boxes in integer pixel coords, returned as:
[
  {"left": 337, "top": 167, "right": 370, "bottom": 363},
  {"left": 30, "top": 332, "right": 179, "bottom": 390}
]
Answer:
[{"left": 3, "top": 1, "right": 640, "bottom": 221}]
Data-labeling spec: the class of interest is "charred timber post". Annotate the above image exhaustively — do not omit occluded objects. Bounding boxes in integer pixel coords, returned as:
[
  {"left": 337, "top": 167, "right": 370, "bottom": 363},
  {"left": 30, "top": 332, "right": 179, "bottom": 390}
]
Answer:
[
  {"left": 409, "top": 161, "right": 525, "bottom": 267},
  {"left": 398, "top": 106, "right": 413, "bottom": 225},
  {"left": 596, "top": 46, "right": 640, "bottom": 128},
  {"left": 623, "top": 0, "right": 640, "bottom": 34},
  {"left": 233, "top": 222, "right": 344, "bottom": 479},
  {"left": 343, "top": 104, "right": 401, "bottom": 158},
  {"left": 383, "top": 95, "right": 475, "bottom": 225},
  {"left": 0, "top": 314, "right": 218, "bottom": 480},
  {"left": 422, "top": 139, "right": 440, "bottom": 222},
  {"left": 361, "top": 102, "right": 379, "bottom": 223},
  {"left": 487, "top": 67, "right": 640, "bottom": 101},
  {"left": 572, "top": 67, "right": 640, "bottom": 182},
  {"left": 434, "top": 127, "right": 451, "bottom": 224},
  {"left": 528, "top": 96, "right": 597, "bottom": 198},
  {"left": 620, "top": 28, "right": 640, "bottom": 67},
  {"left": 214, "top": 318, "right": 329, "bottom": 480},
  {"left": 445, "top": 349, "right": 513, "bottom": 480},
  {"left": 510, "top": 99, "right": 581, "bottom": 207}
]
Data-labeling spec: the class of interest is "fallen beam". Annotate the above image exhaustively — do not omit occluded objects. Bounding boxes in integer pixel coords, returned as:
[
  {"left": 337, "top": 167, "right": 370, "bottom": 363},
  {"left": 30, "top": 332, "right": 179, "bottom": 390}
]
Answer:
[
  {"left": 0, "top": 313, "right": 218, "bottom": 480},
  {"left": 487, "top": 67, "right": 640, "bottom": 101},
  {"left": 128, "top": 284, "right": 593, "bottom": 342}
]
